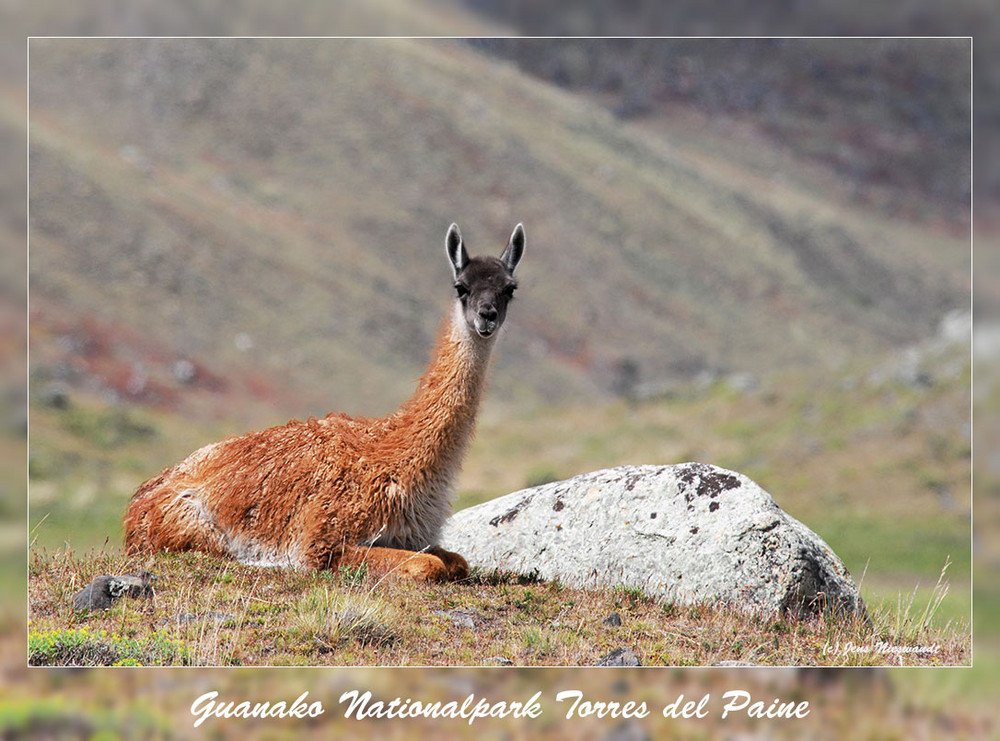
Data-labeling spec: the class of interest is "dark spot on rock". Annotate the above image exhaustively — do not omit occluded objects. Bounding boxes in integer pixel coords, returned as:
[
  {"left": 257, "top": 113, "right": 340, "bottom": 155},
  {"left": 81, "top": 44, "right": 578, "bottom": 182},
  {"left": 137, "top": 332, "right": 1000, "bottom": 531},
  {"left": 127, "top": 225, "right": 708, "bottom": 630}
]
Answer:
[
  {"left": 690, "top": 526, "right": 699, "bottom": 535},
  {"left": 638, "top": 532, "right": 676, "bottom": 545},
  {"left": 702, "top": 473, "right": 740, "bottom": 498},
  {"left": 709, "top": 501, "right": 720, "bottom": 512},
  {"left": 623, "top": 473, "right": 643, "bottom": 491},
  {"left": 553, "top": 497, "right": 565, "bottom": 512},
  {"left": 490, "top": 496, "right": 533, "bottom": 527},
  {"left": 650, "top": 512, "right": 657, "bottom": 519},
  {"left": 678, "top": 464, "right": 741, "bottom": 499},
  {"left": 677, "top": 463, "right": 709, "bottom": 490}
]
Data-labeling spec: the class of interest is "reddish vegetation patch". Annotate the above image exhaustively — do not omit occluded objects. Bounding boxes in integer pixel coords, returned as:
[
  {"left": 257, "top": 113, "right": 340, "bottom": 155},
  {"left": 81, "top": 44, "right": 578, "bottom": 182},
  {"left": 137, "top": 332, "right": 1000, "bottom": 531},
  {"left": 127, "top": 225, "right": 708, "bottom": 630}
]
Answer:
[
  {"left": 30, "top": 308, "right": 225, "bottom": 408},
  {"left": 30, "top": 300, "right": 306, "bottom": 420}
]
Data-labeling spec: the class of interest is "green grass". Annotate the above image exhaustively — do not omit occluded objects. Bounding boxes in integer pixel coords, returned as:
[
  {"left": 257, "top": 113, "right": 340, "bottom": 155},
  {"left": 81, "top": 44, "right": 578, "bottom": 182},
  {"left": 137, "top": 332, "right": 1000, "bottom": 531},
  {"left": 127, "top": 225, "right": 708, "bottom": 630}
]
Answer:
[
  {"left": 810, "top": 505, "right": 969, "bottom": 619},
  {"left": 0, "top": 698, "right": 170, "bottom": 739},
  {"left": 28, "top": 625, "right": 190, "bottom": 667}
]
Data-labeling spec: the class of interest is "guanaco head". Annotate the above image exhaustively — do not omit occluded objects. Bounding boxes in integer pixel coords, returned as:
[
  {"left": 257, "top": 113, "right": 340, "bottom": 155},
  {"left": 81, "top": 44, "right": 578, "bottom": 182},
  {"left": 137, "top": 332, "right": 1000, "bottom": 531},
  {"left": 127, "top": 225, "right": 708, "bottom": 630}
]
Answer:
[{"left": 446, "top": 223, "right": 525, "bottom": 339}]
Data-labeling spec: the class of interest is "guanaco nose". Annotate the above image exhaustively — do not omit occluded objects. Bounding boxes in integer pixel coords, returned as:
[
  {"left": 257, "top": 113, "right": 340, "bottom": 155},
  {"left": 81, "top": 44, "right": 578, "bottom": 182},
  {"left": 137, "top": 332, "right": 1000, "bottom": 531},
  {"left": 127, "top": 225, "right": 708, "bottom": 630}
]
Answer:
[{"left": 479, "top": 304, "right": 498, "bottom": 321}]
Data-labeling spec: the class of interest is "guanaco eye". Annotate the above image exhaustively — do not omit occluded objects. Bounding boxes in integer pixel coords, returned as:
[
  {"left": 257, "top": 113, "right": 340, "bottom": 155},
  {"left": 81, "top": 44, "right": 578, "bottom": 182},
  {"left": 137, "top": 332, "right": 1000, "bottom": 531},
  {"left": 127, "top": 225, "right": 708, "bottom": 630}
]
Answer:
[{"left": 454, "top": 283, "right": 469, "bottom": 299}]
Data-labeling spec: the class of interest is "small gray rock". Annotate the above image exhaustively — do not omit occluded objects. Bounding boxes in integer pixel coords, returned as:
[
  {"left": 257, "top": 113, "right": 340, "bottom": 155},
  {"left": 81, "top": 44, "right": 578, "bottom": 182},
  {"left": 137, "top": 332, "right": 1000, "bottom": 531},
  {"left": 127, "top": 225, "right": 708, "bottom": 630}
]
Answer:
[
  {"left": 38, "top": 382, "right": 70, "bottom": 409},
  {"left": 434, "top": 609, "right": 477, "bottom": 630},
  {"left": 603, "top": 612, "right": 623, "bottom": 627},
  {"left": 108, "top": 573, "right": 155, "bottom": 600},
  {"left": 72, "top": 576, "right": 117, "bottom": 611},
  {"left": 596, "top": 647, "right": 641, "bottom": 667},
  {"left": 484, "top": 656, "right": 514, "bottom": 665},
  {"left": 72, "top": 572, "right": 155, "bottom": 612}
]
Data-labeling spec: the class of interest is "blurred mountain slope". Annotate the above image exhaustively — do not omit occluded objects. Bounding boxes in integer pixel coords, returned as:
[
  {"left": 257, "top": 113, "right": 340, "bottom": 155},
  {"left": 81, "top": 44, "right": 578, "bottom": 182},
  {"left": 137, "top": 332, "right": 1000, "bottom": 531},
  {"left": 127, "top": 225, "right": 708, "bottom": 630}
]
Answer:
[{"left": 28, "top": 38, "right": 969, "bottom": 419}]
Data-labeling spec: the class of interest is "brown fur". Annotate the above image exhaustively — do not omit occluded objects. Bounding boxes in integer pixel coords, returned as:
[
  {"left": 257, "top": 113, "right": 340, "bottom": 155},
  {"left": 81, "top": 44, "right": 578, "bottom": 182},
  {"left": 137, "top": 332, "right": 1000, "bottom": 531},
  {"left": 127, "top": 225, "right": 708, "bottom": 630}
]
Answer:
[{"left": 122, "top": 224, "right": 523, "bottom": 582}]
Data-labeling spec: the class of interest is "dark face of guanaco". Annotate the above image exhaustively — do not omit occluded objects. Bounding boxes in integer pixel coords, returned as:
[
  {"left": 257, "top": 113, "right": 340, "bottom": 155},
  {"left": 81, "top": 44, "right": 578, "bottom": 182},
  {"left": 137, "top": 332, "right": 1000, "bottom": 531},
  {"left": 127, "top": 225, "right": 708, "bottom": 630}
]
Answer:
[{"left": 446, "top": 223, "right": 525, "bottom": 339}]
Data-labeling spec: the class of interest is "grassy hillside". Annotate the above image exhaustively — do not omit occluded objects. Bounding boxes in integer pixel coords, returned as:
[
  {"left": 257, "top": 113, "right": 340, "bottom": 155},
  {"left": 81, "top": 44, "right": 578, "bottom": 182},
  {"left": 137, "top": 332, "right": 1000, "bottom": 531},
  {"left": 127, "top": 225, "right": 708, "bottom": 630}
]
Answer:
[
  {"left": 469, "top": 38, "right": 971, "bottom": 218},
  {"left": 28, "top": 39, "right": 969, "bottom": 418}
]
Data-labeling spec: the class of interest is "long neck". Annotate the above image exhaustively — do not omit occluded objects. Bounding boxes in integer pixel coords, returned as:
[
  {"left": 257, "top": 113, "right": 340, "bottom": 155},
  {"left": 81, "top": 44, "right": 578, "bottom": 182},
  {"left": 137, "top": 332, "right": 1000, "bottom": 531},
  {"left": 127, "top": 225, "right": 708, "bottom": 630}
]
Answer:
[{"left": 384, "top": 302, "right": 495, "bottom": 488}]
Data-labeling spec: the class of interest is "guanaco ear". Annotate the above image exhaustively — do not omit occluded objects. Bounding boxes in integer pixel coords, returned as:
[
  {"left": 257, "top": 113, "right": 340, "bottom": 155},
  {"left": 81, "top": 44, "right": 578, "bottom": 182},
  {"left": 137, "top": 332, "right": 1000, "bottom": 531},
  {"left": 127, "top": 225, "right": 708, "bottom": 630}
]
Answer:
[
  {"left": 445, "top": 223, "right": 468, "bottom": 280},
  {"left": 500, "top": 223, "right": 525, "bottom": 275}
]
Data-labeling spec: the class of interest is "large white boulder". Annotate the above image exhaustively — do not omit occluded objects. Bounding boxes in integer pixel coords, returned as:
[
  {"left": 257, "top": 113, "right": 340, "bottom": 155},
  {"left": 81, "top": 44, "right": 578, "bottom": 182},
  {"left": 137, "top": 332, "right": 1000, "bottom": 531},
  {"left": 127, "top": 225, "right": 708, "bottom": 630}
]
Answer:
[{"left": 440, "top": 463, "right": 865, "bottom": 618}]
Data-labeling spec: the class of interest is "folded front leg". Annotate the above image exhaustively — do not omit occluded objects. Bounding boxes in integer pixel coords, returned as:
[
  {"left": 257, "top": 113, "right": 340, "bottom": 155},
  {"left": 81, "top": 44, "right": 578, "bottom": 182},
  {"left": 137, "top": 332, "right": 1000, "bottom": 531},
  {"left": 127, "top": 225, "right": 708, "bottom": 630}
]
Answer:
[
  {"left": 334, "top": 544, "right": 453, "bottom": 582},
  {"left": 426, "top": 545, "right": 470, "bottom": 581}
]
